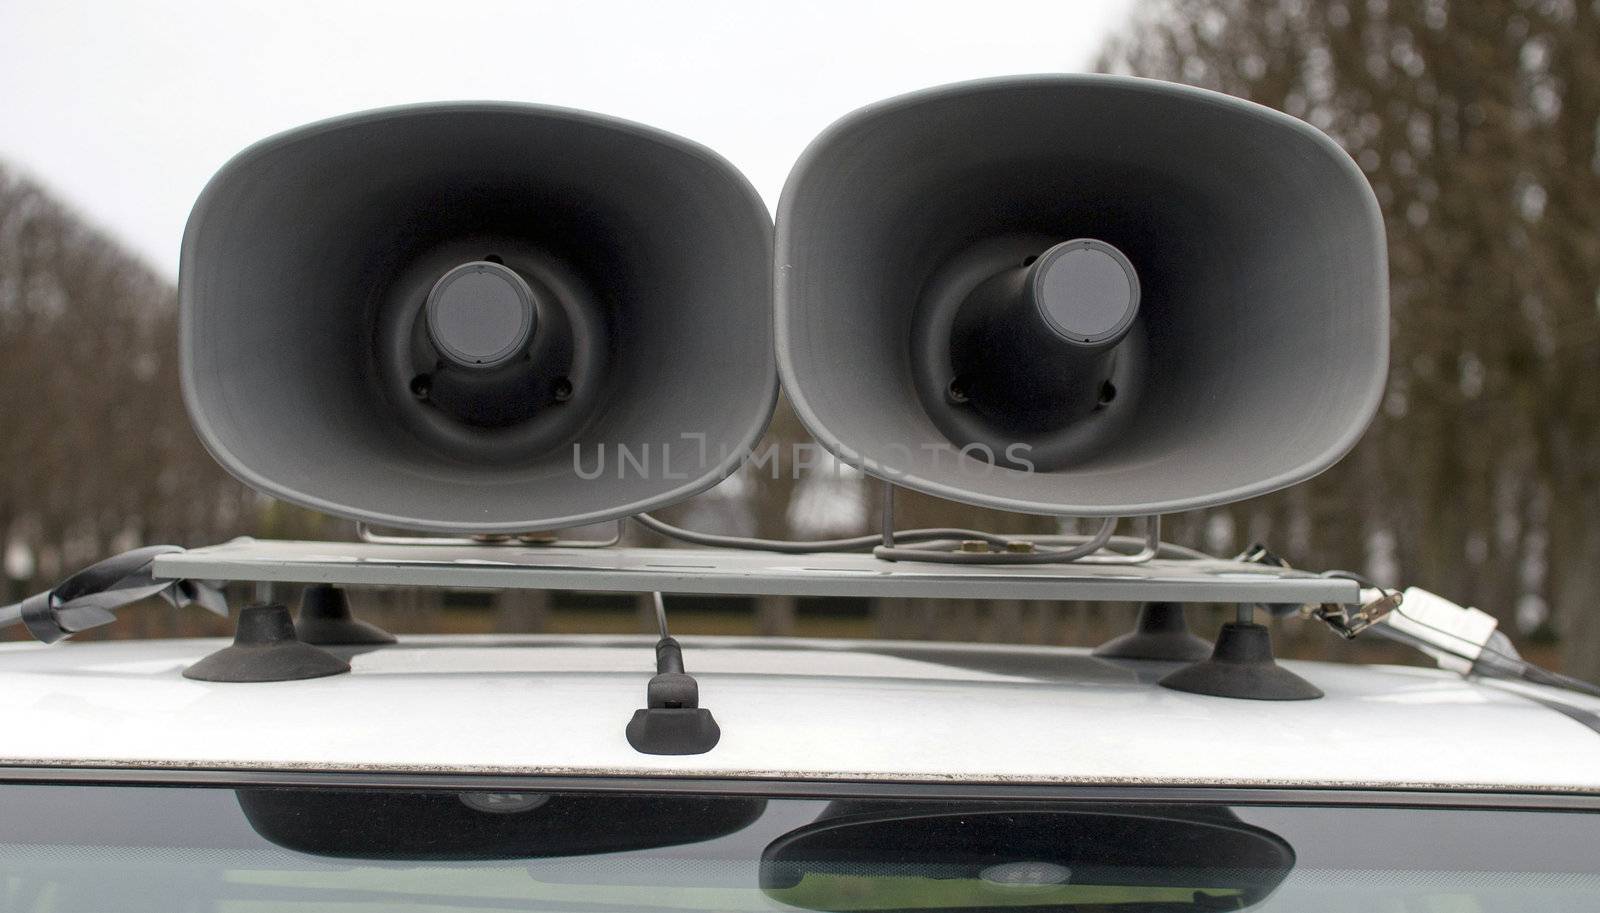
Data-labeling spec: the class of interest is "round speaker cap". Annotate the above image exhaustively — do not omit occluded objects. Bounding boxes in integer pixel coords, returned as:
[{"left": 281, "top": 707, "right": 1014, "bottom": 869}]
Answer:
[
  {"left": 1030, "top": 239, "right": 1140, "bottom": 346},
  {"left": 425, "top": 261, "right": 537, "bottom": 369}
]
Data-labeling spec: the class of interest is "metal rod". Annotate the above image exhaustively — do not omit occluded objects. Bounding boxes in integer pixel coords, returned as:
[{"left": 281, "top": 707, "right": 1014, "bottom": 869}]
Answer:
[
  {"left": 1074, "top": 515, "right": 1162, "bottom": 565},
  {"left": 873, "top": 517, "right": 1119, "bottom": 565},
  {"left": 880, "top": 484, "right": 896, "bottom": 548}
]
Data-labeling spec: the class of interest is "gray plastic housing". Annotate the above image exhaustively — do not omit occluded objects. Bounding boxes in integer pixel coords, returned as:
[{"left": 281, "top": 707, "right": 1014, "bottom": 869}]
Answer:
[
  {"left": 775, "top": 75, "right": 1389, "bottom": 517},
  {"left": 181, "top": 102, "right": 776, "bottom": 533}
]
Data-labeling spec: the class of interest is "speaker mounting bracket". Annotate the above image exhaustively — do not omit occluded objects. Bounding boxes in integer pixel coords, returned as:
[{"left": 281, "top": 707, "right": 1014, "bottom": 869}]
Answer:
[
  {"left": 871, "top": 484, "right": 1163, "bottom": 566},
  {"left": 356, "top": 520, "right": 624, "bottom": 549}
]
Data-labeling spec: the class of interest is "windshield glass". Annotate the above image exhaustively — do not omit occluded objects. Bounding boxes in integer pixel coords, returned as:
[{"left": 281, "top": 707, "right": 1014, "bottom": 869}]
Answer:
[{"left": 1, "top": 784, "right": 1597, "bottom": 912}]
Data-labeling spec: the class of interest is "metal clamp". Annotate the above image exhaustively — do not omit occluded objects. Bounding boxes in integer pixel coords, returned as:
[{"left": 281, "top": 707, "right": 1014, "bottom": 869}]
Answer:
[{"left": 1308, "top": 588, "right": 1402, "bottom": 639}]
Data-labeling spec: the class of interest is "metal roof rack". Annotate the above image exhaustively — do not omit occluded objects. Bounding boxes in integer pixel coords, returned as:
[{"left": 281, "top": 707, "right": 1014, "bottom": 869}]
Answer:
[
  {"left": 149, "top": 538, "right": 1360, "bottom": 606},
  {"left": 1, "top": 528, "right": 1366, "bottom": 711}
]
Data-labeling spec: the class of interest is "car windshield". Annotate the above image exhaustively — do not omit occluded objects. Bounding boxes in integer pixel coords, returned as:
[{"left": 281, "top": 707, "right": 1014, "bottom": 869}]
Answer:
[{"left": 1, "top": 783, "right": 1598, "bottom": 912}]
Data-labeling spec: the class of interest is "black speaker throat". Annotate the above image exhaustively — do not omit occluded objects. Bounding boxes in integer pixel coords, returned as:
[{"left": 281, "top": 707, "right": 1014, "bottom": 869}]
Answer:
[
  {"left": 376, "top": 236, "right": 608, "bottom": 459},
  {"left": 913, "top": 234, "right": 1148, "bottom": 472}
]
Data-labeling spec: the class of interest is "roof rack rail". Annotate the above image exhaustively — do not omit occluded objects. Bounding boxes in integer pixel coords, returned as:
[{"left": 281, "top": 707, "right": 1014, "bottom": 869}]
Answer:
[{"left": 148, "top": 538, "right": 1360, "bottom": 606}]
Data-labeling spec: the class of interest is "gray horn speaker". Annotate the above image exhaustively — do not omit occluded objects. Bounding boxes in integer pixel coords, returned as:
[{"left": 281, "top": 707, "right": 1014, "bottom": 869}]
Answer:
[
  {"left": 181, "top": 103, "right": 775, "bottom": 533},
  {"left": 776, "top": 75, "right": 1388, "bottom": 516}
]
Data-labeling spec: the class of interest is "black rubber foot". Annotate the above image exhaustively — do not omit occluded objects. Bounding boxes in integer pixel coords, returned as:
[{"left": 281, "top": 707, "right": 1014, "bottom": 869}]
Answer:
[
  {"left": 1093, "top": 602, "right": 1213, "bottom": 662},
  {"left": 1158, "top": 622, "right": 1322, "bottom": 700},
  {"left": 184, "top": 604, "right": 352, "bottom": 683},
  {"left": 626, "top": 708, "right": 721, "bottom": 755},
  {"left": 295, "top": 584, "right": 396, "bottom": 646}
]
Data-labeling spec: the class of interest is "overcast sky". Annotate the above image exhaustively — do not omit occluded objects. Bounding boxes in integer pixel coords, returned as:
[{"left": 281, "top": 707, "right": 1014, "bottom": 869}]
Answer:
[{"left": 0, "top": 0, "right": 1132, "bottom": 279}]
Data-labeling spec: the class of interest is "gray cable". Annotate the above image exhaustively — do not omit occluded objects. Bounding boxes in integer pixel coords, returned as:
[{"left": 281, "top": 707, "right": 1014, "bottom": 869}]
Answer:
[
  {"left": 634, "top": 513, "right": 1207, "bottom": 565},
  {"left": 633, "top": 513, "right": 1016, "bottom": 553},
  {"left": 873, "top": 517, "right": 1118, "bottom": 565},
  {"left": 1321, "top": 568, "right": 1600, "bottom": 702},
  {"left": 652, "top": 592, "right": 669, "bottom": 639}
]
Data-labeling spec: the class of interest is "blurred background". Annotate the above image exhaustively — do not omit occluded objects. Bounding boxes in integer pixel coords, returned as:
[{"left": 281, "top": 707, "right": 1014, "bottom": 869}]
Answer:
[{"left": 0, "top": 0, "right": 1595, "bottom": 677}]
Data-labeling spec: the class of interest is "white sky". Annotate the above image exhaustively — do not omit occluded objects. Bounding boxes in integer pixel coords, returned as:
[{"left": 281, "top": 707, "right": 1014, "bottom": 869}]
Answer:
[{"left": 0, "top": 0, "right": 1133, "bottom": 279}]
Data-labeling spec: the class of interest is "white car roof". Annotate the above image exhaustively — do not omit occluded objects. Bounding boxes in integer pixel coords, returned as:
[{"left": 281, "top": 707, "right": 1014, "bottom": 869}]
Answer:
[{"left": 0, "top": 634, "right": 1595, "bottom": 792}]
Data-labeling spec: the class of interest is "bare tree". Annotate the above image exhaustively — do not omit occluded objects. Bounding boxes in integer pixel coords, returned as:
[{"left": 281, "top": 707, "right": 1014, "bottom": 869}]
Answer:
[
  {"left": 1100, "top": 0, "right": 1600, "bottom": 677},
  {"left": 0, "top": 162, "right": 334, "bottom": 631}
]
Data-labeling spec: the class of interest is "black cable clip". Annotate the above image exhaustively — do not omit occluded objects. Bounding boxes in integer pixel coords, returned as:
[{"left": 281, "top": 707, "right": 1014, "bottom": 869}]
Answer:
[{"left": 626, "top": 593, "right": 720, "bottom": 755}]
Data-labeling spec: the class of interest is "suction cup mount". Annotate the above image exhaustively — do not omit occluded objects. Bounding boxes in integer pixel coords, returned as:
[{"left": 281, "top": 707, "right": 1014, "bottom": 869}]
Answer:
[
  {"left": 294, "top": 584, "right": 396, "bottom": 646},
  {"left": 1094, "top": 602, "right": 1213, "bottom": 662},
  {"left": 1158, "top": 608, "right": 1323, "bottom": 700},
  {"left": 183, "top": 604, "right": 351, "bottom": 683}
]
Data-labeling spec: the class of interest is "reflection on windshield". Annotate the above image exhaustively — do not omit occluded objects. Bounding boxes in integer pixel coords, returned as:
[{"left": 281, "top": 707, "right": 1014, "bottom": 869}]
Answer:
[
  {"left": 761, "top": 802, "right": 1294, "bottom": 912},
  {"left": 236, "top": 788, "right": 768, "bottom": 859},
  {"left": 0, "top": 784, "right": 1597, "bottom": 912}
]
